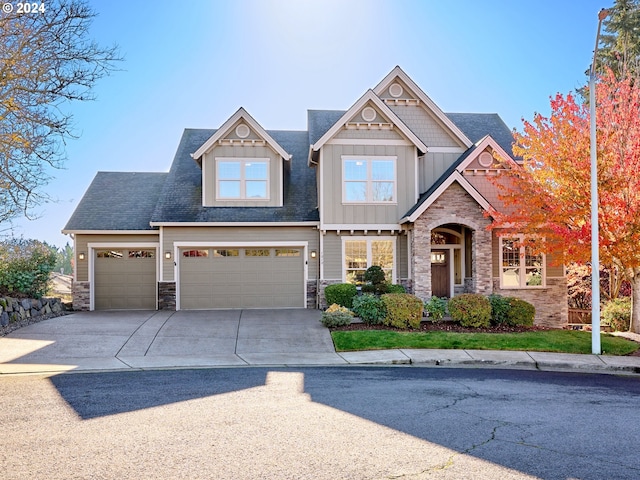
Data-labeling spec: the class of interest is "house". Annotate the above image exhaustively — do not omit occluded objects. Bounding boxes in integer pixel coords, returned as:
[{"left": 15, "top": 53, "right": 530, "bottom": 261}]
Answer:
[{"left": 63, "top": 67, "right": 568, "bottom": 327}]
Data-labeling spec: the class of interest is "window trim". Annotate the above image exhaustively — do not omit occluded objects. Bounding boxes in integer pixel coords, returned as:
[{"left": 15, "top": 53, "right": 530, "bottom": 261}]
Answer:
[
  {"left": 499, "top": 235, "right": 546, "bottom": 289},
  {"left": 341, "top": 236, "right": 396, "bottom": 284},
  {"left": 341, "top": 156, "right": 397, "bottom": 204},
  {"left": 215, "top": 157, "right": 270, "bottom": 201}
]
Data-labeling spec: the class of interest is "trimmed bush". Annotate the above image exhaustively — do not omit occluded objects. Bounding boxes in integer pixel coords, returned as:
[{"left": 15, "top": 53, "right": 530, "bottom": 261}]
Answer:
[
  {"left": 320, "top": 303, "right": 354, "bottom": 328},
  {"left": 324, "top": 283, "right": 357, "bottom": 309},
  {"left": 489, "top": 294, "right": 511, "bottom": 325},
  {"left": 448, "top": 293, "right": 491, "bottom": 328},
  {"left": 386, "top": 284, "right": 406, "bottom": 294},
  {"left": 361, "top": 266, "right": 390, "bottom": 295},
  {"left": 381, "top": 293, "right": 423, "bottom": 329},
  {"left": 602, "top": 297, "right": 631, "bottom": 331},
  {"left": 0, "top": 240, "right": 57, "bottom": 298},
  {"left": 352, "top": 294, "right": 386, "bottom": 325},
  {"left": 425, "top": 296, "right": 448, "bottom": 322},
  {"left": 506, "top": 298, "right": 535, "bottom": 326}
]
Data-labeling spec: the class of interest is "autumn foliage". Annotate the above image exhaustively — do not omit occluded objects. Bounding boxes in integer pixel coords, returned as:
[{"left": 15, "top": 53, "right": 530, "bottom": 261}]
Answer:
[{"left": 490, "top": 69, "right": 640, "bottom": 331}]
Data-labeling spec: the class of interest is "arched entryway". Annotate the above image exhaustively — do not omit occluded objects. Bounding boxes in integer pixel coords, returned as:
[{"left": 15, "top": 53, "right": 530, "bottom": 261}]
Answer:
[{"left": 430, "top": 224, "right": 471, "bottom": 298}]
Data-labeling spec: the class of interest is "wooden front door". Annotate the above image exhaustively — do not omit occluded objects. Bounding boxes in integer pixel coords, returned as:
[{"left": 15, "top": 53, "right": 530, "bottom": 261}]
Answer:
[{"left": 431, "top": 250, "right": 450, "bottom": 298}]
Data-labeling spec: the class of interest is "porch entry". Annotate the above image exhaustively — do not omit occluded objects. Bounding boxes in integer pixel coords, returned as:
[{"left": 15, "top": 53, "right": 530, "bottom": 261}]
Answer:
[{"left": 430, "top": 225, "right": 471, "bottom": 298}]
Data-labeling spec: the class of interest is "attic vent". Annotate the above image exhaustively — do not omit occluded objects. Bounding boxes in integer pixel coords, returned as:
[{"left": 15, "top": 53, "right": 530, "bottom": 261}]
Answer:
[
  {"left": 361, "top": 107, "right": 376, "bottom": 122},
  {"left": 389, "top": 83, "right": 403, "bottom": 98},
  {"left": 235, "top": 124, "right": 250, "bottom": 139},
  {"left": 478, "top": 152, "right": 493, "bottom": 168}
]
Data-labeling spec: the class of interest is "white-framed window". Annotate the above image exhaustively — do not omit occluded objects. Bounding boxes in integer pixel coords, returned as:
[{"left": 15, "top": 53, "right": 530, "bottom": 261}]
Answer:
[
  {"left": 343, "top": 237, "right": 395, "bottom": 284},
  {"left": 500, "top": 236, "right": 545, "bottom": 288},
  {"left": 342, "top": 156, "right": 396, "bottom": 204},
  {"left": 216, "top": 158, "right": 269, "bottom": 200}
]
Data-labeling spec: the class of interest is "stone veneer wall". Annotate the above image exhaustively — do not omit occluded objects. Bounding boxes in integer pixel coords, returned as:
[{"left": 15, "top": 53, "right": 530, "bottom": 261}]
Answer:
[
  {"left": 493, "top": 277, "right": 568, "bottom": 328},
  {"left": 411, "top": 182, "right": 493, "bottom": 301},
  {"left": 72, "top": 281, "right": 90, "bottom": 311},
  {"left": 158, "top": 282, "right": 176, "bottom": 310}
]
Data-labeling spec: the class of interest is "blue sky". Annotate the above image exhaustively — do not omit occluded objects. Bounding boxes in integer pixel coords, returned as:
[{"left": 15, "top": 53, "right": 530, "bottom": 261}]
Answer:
[{"left": 10, "top": 0, "right": 611, "bottom": 247}]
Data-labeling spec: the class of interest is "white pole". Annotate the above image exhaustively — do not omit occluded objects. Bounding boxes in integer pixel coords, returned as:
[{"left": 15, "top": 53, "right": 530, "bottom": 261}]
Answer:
[{"left": 590, "top": 8, "right": 608, "bottom": 355}]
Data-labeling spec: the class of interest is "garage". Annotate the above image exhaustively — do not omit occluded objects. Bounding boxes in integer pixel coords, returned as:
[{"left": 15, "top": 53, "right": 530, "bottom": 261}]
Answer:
[
  {"left": 179, "top": 246, "right": 305, "bottom": 309},
  {"left": 94, "top": 249, "right": 157, "bottom": 310}
]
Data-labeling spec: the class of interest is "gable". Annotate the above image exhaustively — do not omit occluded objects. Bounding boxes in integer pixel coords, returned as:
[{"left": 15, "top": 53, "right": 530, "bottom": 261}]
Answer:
[
  {"left": 373, "top": 66, "right": 471, "bottom": 150},
  {"left": 332, "top": 101, "right": 406, "bottom": 142}
]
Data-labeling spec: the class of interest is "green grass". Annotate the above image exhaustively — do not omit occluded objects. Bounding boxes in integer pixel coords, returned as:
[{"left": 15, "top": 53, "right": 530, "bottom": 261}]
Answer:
[{"left": 331, "top": 330, "right": 639, "bottom": 356}]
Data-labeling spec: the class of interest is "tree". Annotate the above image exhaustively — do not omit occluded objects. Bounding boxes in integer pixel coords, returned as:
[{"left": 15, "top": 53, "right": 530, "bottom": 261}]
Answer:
[
  {"left": 53, "top": 242, "right": 74, "bottom": 275},
  {"left": 490, "top": 69, "right": 640, "bottom": 333},
  {"left": 0, "top": 0, "right": 120, "bottom": 224},
  {"left": 598, "top": 0, "right": 640, "bottom": 78}
]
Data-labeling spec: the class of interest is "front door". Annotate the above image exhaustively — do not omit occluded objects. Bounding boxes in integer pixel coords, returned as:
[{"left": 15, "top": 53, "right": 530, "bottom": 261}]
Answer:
[{"left": 431, "top": 250, "right": 450, "bottom": 298}]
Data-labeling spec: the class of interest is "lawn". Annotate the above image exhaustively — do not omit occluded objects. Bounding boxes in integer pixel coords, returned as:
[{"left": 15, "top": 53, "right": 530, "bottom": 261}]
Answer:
[{"left": 331, "top": 329, "right": 639, "bottom": 356}]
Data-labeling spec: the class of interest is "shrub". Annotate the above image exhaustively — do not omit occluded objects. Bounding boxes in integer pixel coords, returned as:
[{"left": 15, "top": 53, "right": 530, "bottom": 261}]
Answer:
[
  {"left": 0, "top": 239, "right": 57, "bottom": 298},
  {"left": 489, "top": 294, "right": 511, "bottom": 325},
  {"left": 424, "top": 296, "right": 448, "bottom": 322},
  {"left": 324, "top": 283, "right": 357, "bottom": 309},
  {"left": 386, "top": 284, "right": 406, "bottom": 294},
  {"left": 506, "top": 298, "right": 535, "bottom": 326},
  {"left": 320, "top": 303, "right": 354, "bottom": 328},
  {"left": 602, "top": 297, "right": 631, "bottom": 331},
  {"left": 352, "top": 294, "right": 386, "bottom": 325},
  {"left": 381, "top": 293, "right": 423, "bottom": 329},
  {"left": 361, "top": 265, "right": 390, "bottom": 295},
  {"left": 448, "top": 293, "right": 491, "bottom": 328}
]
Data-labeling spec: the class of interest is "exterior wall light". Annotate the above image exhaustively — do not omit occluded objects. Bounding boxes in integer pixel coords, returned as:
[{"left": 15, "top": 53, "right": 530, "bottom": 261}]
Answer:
[
  {"left": 78, "top": 252, "right": 86, "bottom": 261},
  {"left": 310, "top": 250, "right": 317, "bottom": 259},
  {"left": 165, "top": 251, "right": 172, "bottom": 260}
]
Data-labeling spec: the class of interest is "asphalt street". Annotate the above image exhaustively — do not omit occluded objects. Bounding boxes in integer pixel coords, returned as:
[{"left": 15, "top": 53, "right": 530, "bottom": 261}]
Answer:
[{"left": 1, "top": 367, "right": 639, "bottom": 479}]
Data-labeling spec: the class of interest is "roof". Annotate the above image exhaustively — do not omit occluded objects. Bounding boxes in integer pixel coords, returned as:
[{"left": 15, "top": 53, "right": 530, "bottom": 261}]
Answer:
[
  {"left": 308, "top": 110, "right": 345, "bottom": 145},
  {"left": 445, "top": 113, "right": 515, "bottom": 159},
  {"left": 150, "top": 128, "right": 319, "bottom": 224},
  {"left": 63, "top": 172, "right": 167, "bottom": 232}
]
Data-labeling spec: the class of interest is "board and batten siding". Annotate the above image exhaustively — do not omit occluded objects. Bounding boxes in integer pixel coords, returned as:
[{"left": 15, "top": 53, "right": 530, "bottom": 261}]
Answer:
[
  {"left": 161, "top": 226, "right": 319, "bottom": 282},
  {"left": 321, "top": 144, "right": 417, "bottom": 225},
  {"left": 202, "top": 144, "right": 283, "bottom": 207},
  {"left": 74, "top": 233, "right": 160, "bottom": 282},
  {"left": 419, "top": 152, "right": 461, "bottom": 193}
]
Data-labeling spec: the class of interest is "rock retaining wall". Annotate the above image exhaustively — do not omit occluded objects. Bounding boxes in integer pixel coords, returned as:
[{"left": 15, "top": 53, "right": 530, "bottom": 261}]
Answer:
[{"left": 0, "top": 297, "right": 66, "bottom": 336}]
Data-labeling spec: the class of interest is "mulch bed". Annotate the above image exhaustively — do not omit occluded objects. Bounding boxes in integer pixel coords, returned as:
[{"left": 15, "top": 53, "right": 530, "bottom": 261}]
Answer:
[{"left": 331, "top": 321, "right": 553, "bottom": 334}]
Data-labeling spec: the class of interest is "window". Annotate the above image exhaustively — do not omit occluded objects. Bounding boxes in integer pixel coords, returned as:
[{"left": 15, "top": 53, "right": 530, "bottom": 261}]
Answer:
[
  {"left": 216, "top": 159, "right": 269, "bottom": 200},
  {"left": 500, "top": 236, "right": 545, "bottom": 288},
  {"left": 343, "top": 157, "right": 396, "bottom": 203},
  {"left": 128, "top": 250, "right": 155, "bottom": 258},
  {"left": 344, "top": 238, "right": 394, "bottom": 284},
  {"left": 213, "top": 249, "right": 239, "bottom": 257},
  {"left": 183, "top": 249, "right": 209, "bottom": 258},
  {"left": 96, "top": 250, "right": 123, "bottom": 258},
  {"left": 275, "top": 249, "right": 301, "bottom": 257},
  {"left": 245, "top": 249, "right": 270, "bottom": 257}
]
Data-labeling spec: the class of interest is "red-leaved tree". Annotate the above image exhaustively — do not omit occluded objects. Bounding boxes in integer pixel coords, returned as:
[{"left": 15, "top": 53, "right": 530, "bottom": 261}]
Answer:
[{"left": 490, "top": 69, "right": 640, "bottom": 332}]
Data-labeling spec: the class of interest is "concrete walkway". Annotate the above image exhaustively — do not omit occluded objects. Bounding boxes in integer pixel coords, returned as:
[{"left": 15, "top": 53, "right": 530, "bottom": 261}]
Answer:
[{"left": 1, "top": 310, "right": 639, "bottom": 375}]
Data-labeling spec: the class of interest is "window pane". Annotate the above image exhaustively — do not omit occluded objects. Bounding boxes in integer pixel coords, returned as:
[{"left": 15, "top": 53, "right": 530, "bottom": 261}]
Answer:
[
  {"left": 183, "top": 249, "right": 209, "bottom": 258},
  {"left": 276, "top": 249, "right": 300, "bottom": 257},
  {"left": 454, "top": 249, "right": 462, "bottom": 284},
  {"left": 344, "top": 160, "right": 367, "bottom": 180},
  {"left": 246, "top": 180, "right": 267, "bottom": 199},
  {"left": 371, "top": 241, "right": 393, "bottom": 269},
  {"left": 245, "top": 162, "right": 267, "bottom": 180},
  {"left": 502, "top": 239, "right": 519, "bottom": 267},
  {"left": 213, "top": 249, "right": 239, "bottom": 257},
  {"left": 372, "top": 160, "right": 394, "bottom": 180},
  {"left": 372, "top": 181, "right": 394, "bottom": 202},
  {"left": 219, "top": 180, "right": 240, "bottom": 198},
  {"left": 97, "top": 250, "right": 123, "bottom": 259},
  {"left": 246, "top": 249, "right": 270, "bottom": 257},
  {"left": 526, "top": 268, "right": 543, "bottom": 286},
  {"left": 501, "top": 268, "right": 520, "bottom": 287},
  {"left": 345, "top": 240, "right": 367, "bottom": 284},
  {"left": 345, "top": 182, "right": 367, "bottom": 202},
  {"left": 218, "top": 161, "right": 240, "bottom": 179},
  {"left": 128, "top": 250, "right": 155, "bottom": 258}
]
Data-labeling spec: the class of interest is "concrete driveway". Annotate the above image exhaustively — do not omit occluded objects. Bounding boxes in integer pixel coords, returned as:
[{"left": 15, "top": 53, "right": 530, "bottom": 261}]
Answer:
[{"left": 0, "top": 309, "right": 347, "bottom": 374}]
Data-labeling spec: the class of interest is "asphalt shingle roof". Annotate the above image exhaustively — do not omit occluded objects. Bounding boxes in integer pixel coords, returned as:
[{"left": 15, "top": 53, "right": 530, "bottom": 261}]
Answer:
[
  {"left": 445, "top": 113, "right": 515, "bottom": 158},
  {"left": 63, "top": 172, "right": 167, "bottom": 231},
  {"left": 150, "top": 128, "right": 319, "bottom": 223},
  {"left": 308, "top": 110, "right": 346, "bottom": 145}
]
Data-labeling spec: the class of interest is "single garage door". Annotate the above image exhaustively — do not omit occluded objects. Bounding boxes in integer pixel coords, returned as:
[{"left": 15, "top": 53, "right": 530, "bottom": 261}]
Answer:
[
  {"left": 94, "top": 249, "right": 157, "bottom": 310},
  {"left": 179, "top": 247, "right": 304, "bottom": 309}
]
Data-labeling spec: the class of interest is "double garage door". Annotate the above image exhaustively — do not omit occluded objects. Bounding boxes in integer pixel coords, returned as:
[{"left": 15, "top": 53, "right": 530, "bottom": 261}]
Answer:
[
  {"left": 94, "top": 249, "right": 157, "bottom": 310},
  {"left": 179, "top": 246, "right": 304, "bottom": 309}
]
